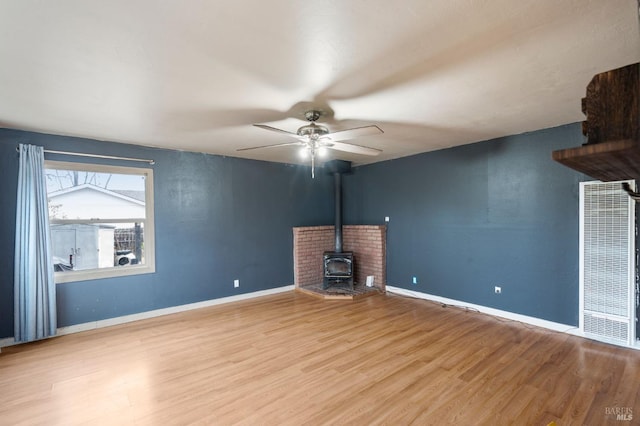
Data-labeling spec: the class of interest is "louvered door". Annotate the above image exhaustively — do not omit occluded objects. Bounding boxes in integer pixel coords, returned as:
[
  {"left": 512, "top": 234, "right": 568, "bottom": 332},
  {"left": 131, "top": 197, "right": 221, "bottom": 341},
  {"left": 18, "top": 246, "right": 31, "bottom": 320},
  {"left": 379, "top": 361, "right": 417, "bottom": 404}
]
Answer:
[{"left": 580, "top": 181, "right": 636, "bottom": 346}]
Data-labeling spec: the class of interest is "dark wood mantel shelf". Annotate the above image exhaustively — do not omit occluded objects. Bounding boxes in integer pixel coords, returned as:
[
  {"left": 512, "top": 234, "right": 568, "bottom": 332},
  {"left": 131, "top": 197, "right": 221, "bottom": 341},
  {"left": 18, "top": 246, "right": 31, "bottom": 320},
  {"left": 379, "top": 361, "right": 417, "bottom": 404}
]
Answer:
[
  {"left": 552, "top": 139, "right": 640, "bottom": 182},
  {"left": 553, "top": 62, "right": 639, "bottom": 182}
]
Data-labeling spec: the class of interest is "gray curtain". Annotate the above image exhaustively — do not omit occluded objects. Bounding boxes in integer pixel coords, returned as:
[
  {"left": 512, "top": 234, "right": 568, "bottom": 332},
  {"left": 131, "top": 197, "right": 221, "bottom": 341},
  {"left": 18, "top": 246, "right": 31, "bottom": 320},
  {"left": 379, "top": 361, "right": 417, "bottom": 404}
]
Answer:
[{"left": 14, "top": 144, "right": 57, "bottom": 342}]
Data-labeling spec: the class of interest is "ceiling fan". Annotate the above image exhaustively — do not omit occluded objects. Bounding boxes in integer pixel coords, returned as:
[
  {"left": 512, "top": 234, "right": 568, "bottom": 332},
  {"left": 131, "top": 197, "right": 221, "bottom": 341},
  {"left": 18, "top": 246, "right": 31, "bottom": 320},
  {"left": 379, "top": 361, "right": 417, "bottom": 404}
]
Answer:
[{"left": 238, "top": 110, "right": 383, "bottom": 178}]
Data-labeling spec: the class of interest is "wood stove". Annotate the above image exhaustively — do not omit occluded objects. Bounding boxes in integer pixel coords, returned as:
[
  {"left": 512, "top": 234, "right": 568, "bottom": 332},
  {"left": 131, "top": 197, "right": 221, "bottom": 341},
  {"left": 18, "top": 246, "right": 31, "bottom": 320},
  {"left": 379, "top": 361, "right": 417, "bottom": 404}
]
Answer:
[
  {"left": 323, "top": 251, "right": 354, "bottom": 290},
  {"left": 322, "top": 160, "right": 355, "bottom": 290}
]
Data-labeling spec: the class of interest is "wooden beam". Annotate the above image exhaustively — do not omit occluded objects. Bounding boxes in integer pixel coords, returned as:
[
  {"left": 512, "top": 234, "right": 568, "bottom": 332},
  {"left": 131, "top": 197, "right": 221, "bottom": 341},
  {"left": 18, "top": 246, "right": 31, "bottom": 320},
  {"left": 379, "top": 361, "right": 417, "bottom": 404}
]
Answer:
[{"left": 581, "top": 63, "right": 639, "bottom": 145}]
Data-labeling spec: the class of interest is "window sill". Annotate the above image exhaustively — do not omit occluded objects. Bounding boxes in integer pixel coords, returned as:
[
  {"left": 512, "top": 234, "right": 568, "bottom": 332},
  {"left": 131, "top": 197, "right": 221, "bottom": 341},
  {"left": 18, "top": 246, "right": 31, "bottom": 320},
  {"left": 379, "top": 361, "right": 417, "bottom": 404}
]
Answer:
[{"left": 54, "top": 264, "right": 156, "bottom": 284}]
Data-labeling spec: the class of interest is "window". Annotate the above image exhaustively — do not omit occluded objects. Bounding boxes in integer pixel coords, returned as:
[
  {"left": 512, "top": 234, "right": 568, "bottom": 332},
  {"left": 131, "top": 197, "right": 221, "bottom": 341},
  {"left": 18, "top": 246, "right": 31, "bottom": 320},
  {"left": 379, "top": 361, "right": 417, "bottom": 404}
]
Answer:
[{"left": 45, "top": 160, "right": 155, "bottom": 283}]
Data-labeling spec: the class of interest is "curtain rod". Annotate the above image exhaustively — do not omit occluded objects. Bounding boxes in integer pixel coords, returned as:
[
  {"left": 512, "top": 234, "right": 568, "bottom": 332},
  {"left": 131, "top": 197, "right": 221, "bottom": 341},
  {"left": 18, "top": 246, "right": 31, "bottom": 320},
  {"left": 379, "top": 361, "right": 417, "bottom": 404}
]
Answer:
[{"left": 16, "top": 147, "right": 155, "bottom": 165}]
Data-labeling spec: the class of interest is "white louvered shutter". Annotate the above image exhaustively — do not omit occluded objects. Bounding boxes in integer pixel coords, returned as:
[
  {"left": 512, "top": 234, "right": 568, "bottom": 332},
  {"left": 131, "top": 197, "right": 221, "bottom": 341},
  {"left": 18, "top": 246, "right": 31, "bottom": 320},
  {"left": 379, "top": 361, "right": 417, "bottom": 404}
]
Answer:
[{"left": 580, "top": 181, "right": 635, "bottom": 346}]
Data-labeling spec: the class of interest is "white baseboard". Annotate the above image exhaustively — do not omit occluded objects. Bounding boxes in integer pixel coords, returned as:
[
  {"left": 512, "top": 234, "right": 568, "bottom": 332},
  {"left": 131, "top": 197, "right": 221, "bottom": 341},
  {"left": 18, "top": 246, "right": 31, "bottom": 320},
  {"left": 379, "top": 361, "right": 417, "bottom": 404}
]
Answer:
[
  {"left": 0, "top": 285, "right": 294, "bottom": 349},
  {"left": 386, "top": 285, "right": 581, "bottom": 335}
]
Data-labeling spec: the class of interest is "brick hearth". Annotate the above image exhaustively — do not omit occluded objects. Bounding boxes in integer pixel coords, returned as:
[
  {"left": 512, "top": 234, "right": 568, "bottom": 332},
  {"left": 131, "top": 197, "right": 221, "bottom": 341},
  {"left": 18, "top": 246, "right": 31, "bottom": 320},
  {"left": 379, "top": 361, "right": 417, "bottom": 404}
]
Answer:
[{"left": 293, "top": 225, "right": 386, "bottom": 291}]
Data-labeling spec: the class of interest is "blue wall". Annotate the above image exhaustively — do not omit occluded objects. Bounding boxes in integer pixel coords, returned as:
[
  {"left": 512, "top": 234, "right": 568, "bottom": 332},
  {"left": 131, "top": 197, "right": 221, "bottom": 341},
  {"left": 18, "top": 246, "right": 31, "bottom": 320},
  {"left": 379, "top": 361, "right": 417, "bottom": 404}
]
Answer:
[
  {"left": 1, "top": 123, "right": 588, "bottom": 338},
  {"left": 0, "top": 129, "right": 334, "bottom": 338},
  {"left": 342, "top": 123, "right": 587, "bottom": 325}
]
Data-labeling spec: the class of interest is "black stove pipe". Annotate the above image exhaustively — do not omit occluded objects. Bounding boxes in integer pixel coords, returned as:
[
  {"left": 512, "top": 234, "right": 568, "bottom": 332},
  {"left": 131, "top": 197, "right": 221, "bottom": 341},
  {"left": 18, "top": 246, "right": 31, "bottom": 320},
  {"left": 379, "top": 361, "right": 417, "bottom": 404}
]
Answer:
[
  {"left": 325, "top": 160, "right": 351, "bottom": 254},
  {"left": 334, "top": 171, "right": 343, "bottom": 253}
]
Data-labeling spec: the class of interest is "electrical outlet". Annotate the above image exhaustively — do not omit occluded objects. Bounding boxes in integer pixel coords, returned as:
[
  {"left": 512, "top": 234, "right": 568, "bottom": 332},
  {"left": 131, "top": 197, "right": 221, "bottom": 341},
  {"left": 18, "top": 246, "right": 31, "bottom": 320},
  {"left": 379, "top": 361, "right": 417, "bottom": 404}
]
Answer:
[
  {"left": 494, "top": 286, "right": 501, "bottom": 294},
  {"left": 412, "top": 276, "right": 417, "bottom": 285},
  {"left": 234, "top": 279, "right": 240, "bottom": 288},
  {"left": 385, "top": 216, "right": 390, "bottom": 222}
]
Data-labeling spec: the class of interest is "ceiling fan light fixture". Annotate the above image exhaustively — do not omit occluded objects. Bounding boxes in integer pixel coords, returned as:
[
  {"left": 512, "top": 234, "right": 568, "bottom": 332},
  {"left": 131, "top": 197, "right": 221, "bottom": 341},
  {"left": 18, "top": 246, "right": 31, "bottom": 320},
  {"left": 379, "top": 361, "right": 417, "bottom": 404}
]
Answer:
[{"left": 246, "top": 109, "right": 383, "bottom": 178}]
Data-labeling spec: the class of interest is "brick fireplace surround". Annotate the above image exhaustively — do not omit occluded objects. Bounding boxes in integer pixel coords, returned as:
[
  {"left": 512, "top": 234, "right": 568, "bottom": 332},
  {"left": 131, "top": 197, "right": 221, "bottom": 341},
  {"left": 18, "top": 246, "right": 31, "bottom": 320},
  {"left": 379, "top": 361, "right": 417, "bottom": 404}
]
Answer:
[{"left": 293, "top": 225, "right": 386, "bottom": 291}]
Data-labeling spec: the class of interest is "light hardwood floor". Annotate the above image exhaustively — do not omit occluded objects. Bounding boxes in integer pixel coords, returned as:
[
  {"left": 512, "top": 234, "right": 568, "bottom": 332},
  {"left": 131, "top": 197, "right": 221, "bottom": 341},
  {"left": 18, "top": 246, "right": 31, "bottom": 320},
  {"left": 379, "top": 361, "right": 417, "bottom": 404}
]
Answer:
[{"left": 1, "top": 291, "right": 639, "bottom": 425}]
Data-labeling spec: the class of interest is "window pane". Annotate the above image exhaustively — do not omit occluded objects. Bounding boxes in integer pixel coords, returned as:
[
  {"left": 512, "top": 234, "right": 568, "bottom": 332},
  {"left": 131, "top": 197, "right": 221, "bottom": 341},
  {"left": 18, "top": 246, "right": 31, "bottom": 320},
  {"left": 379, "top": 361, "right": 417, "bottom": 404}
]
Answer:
[
  {"left": 45, "top": 161, "right": 155, "bottom": 283},
  {"left": 51, "top": 222, "right": 145, "bottom": 271},
  {"left": 46, "top": 170, "right": 146, "bottom": 220}
]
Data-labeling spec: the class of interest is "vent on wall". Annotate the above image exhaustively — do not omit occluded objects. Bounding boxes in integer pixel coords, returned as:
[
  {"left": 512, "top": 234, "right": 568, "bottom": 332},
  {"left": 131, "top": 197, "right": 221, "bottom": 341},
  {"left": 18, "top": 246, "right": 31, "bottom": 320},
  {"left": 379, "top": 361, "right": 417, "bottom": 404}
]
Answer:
[
  {"left": 583, "top": 313, "right": 629, "bottom": 342},
  {"left": 580, "top": 181, "right": 636, "bottom": 346}
]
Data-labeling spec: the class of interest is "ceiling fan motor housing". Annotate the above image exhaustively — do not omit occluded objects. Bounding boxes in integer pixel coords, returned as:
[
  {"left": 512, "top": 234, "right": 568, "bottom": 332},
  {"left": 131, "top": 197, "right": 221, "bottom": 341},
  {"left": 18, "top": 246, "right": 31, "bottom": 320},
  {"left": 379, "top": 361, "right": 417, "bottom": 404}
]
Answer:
[
  {"left": 304, "top": 110, "right": 322, "bottom": 122},
  {"left": 297, "top": 123, "right": 330, "bottom": 139}
]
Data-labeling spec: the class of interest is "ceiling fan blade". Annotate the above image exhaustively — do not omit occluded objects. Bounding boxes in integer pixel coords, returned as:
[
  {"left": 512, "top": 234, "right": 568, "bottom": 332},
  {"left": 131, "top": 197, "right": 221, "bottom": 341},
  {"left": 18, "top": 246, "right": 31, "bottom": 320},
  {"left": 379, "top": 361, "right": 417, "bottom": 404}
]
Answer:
[
  {"left": 328, "top": 141, "right": 382, "bottom": 156},
  {"left": 253, "top": 124, "right": 304, "bottom": 140},
  {"left": 327, "top": 125, "right": 384, "bottom": 142},
  {"left": 237, "top": 141, "right": 303, "bottom": 152}
]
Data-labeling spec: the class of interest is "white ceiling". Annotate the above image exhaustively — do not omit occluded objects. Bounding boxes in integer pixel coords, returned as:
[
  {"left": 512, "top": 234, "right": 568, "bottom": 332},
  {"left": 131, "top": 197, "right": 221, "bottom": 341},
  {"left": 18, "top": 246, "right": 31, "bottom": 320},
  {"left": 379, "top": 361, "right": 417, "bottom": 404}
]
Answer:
[{"left": 1, "top": 1, "right": 639, "bottom": 166}]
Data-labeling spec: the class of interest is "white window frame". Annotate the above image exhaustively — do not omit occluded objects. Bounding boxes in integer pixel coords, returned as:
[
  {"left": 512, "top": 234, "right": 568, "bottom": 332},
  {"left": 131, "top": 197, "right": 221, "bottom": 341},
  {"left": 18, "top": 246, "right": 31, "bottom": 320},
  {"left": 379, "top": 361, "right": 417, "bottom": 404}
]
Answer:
[{"left": 45, "top": 160, "right": 155, "bottom": 283}]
